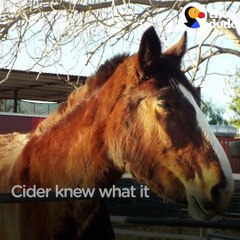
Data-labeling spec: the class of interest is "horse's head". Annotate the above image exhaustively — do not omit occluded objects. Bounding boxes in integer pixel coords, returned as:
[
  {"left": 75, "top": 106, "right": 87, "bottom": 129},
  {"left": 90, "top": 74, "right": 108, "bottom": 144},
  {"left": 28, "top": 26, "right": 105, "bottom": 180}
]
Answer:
[{"left": 105, "top": 27, "right": 234, "bottom": 220}]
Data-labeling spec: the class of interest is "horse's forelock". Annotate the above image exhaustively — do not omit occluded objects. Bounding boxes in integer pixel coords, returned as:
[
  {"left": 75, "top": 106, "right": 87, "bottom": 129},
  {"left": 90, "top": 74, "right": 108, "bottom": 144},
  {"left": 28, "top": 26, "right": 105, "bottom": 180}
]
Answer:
[{"left": 155, "top": 56, "right": 200, "bottom": 105}]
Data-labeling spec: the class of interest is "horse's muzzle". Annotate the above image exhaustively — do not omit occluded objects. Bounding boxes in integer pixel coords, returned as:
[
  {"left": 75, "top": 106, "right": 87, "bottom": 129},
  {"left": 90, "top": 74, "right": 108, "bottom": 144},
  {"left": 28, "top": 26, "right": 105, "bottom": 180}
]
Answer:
[{"left": 187, "top": 180, "right": 234, "bottom": 220}]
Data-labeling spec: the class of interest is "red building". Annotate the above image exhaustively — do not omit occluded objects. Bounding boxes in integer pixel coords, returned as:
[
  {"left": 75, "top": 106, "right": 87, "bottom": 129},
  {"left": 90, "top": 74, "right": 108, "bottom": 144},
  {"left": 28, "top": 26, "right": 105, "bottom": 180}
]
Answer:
[
  {"left": 210, "top": 125, "right": 240, "bottom": 174},
  {"left": 217, "top": 137, "right": 240, "bottom": 174}
]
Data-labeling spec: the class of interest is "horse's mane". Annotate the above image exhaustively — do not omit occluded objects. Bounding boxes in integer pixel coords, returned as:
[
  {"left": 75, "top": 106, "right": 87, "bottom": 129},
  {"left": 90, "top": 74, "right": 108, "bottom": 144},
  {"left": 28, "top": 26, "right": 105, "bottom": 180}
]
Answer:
[
  {"left": 87, "top": 54, "right": 129, "bottom": 91},
  {"left": 35, "top": 54, "right": 129, "bottom": 134}
]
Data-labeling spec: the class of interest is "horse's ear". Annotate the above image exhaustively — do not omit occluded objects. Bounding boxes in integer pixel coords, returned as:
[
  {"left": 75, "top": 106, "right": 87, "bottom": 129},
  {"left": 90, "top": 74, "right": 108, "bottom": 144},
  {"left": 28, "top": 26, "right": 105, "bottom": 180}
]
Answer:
[
  {"left": 138, "top": 26, "right": 161, "bottom": 78},
  {"left": 163, "top": 32, "right": 187, "bottom": 65}
]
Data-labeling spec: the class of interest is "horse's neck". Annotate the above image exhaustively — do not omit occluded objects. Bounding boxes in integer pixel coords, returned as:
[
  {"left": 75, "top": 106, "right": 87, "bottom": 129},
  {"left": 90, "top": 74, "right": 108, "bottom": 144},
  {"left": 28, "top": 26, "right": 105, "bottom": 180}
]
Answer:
[
  {"left": 11, "top": 63, "right": 131, "bottom": 189},
  {"left": 11, "top": 94, "right": 123, "bottom": 190}
]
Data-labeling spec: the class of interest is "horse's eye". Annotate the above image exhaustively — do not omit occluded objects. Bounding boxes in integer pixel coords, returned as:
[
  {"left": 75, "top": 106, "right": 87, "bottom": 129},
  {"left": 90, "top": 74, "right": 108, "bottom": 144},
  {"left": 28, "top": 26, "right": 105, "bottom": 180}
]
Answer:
[{"left": 158, "top": 102, "right": 174, "bottom": 111}]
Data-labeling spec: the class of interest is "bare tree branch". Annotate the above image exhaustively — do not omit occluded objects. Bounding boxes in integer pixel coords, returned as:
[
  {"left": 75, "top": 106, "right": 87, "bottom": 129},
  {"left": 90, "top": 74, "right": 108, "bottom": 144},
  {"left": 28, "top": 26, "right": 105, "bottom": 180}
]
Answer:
[
  {"left": 184, "top": 51, "right": 220, "bottom": 74},
  {"left": 191, "top": 29, "right": 214, "bottom": 82},
  {"left": 0, "top": 0, "right": 239, "bottom": 88},
  {"left": 1, "top": 0, "right": 240, "bottom": 40},
  {"left": 194, "top": 44, "right": 240, "bottom": 57}
]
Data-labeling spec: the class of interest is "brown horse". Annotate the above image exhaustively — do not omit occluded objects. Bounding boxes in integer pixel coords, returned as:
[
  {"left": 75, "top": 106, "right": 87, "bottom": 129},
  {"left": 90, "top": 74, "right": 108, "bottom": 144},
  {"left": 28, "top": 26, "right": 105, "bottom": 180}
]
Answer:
[{"left": 0, "top": 27, "right": 234, "bottom": 240}]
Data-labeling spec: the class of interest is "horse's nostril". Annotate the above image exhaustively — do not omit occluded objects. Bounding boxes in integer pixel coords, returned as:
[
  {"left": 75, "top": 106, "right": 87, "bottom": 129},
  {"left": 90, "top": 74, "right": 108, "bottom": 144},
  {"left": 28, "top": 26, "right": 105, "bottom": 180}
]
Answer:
[{"left": 211, "top": 184, "right": 222, "bottom": 204}]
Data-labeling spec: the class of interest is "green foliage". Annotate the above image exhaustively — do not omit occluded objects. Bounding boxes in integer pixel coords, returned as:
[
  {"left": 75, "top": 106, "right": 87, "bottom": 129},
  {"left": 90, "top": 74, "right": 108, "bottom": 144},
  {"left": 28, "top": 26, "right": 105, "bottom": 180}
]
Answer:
[
  {"left": 228, "top": 72, "right": 240, "bottom": 128},
  {"left": 201, "top": 100, "right": 228, "bottom": 125}
]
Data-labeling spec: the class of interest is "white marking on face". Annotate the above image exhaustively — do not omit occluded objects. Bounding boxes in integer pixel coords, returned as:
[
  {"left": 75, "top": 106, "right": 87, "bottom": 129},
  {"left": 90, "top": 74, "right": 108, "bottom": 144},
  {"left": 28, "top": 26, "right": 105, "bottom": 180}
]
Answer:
[{"left": 178, "top": 84, "right": 234, "bottom": 192}]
